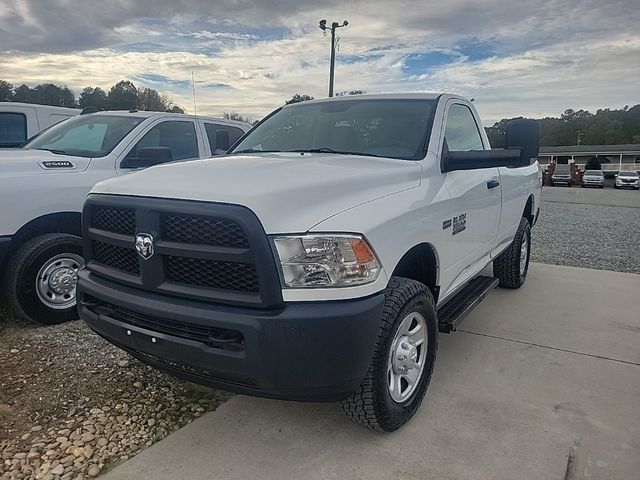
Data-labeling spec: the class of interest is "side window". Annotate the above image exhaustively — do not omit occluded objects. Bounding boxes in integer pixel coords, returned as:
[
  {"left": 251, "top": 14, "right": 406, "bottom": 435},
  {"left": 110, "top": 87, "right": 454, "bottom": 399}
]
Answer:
[
  {"left": 123, "top": 121, "right": 198, "bottom": 167},
  {"left": 0, "top": 113, "right": 27, "bottom": 147},
  {"left": 204, "top": 124, "right": 245, "bottom": 155},
  {"left": 444, "top": 104, "right": 484, "bottom": 151}
]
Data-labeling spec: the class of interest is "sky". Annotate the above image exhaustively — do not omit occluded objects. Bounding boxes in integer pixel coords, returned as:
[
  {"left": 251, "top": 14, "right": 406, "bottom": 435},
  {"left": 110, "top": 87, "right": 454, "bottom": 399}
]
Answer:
[{"left": 0, "top": 0, "right": 638, "bottom": 124}]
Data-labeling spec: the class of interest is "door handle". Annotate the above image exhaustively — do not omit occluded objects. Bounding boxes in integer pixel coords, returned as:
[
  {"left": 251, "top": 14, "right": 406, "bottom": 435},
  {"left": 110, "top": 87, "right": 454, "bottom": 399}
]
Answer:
[{"left": 487, "top": 180, "right": 500, "bottom": 189}]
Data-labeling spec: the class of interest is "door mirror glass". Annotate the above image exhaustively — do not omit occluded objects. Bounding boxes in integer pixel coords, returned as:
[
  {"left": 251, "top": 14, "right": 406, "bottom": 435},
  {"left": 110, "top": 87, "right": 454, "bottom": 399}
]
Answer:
[{"left": 506, "top": 119, "right": 540, "bottom": 165}]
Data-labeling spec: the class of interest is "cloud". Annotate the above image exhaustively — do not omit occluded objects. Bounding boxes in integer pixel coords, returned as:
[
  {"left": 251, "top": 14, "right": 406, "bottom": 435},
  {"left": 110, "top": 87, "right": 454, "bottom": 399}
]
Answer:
[{"left": 0, "top": 0, "right": 638, "bottom": 122}]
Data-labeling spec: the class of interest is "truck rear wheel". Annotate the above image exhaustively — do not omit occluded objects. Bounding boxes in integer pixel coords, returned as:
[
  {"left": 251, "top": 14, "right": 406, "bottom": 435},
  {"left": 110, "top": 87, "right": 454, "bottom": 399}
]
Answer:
[
  {"left": 6, "top": 233, "right": 84, "bottom": 325},
  {"left": 493, "top": 217, "right": 531, "bottom": 289},
  {"left": 340, "top": 277, "right": 438, "bottom": 432}
]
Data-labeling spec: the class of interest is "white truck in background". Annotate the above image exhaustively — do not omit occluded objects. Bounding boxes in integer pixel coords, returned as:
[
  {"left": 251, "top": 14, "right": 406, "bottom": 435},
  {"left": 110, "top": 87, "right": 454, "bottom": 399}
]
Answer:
[
  {"left": 77, "top": 94, "right": 542, "bottom": 431},
  {"left": 0, "top": 111, "right": 251, "bottom": 324},
  {"left": 0, "top": 102, "right": 80, "bottom": 148}
]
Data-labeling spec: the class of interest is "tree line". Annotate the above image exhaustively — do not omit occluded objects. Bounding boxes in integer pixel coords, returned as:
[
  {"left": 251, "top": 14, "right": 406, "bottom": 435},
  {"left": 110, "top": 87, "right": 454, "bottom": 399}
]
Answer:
[
  {"left": 0, "top": 79, "right": 184, "bottom": 113},
  {"left": 486, "top": 105, "right": 640, "bottom": 147}
]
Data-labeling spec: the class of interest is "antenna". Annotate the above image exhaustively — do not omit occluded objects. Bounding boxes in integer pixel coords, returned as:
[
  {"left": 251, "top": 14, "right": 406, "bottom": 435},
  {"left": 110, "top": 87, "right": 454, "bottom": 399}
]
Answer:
[{"left": 191, "top": 71, "right": 198, "bottom": 117}]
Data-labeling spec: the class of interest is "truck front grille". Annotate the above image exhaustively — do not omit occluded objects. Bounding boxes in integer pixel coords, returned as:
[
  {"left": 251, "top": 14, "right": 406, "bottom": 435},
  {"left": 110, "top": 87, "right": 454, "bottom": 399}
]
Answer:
[
  {"left": 166, "top": 256, "right": 259, "bottom": 292},
  {"left": 93, "top": 207, "right": 136, "bottom": 235},
  {"left": 92, "top": 240, "right": 140, "bottom": 275},
  {"left": 82, "top": 195, "right": 282, "bottom": 308},
  {"left": 163, "top": 214, "right": 249, "bottom": 248}
]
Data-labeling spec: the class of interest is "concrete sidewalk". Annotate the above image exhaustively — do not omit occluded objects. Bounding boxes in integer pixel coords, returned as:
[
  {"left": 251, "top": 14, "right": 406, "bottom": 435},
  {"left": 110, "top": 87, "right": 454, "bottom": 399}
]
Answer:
[{"left": 102, "top": 264, "right": 640, "bottom": 480}]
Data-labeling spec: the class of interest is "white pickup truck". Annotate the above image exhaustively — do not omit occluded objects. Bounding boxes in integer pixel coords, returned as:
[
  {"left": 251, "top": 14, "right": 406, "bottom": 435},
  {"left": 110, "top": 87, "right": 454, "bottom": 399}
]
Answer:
[
  {"left": 0, "top": 111, "right": 251, "bottom": 324},
  {"left": 77, "top": 94, "right": 541, "bottom": 431},
  {"left": 0, "top": 102, "right": 80, "bottom": 148}
]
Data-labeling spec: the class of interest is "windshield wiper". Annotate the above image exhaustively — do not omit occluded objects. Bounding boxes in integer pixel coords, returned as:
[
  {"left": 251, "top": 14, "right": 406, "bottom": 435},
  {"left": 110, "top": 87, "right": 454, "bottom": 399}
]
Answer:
[
  {"left": 291, "top": 148, "right": 386, "bottom": 158},
  {"left": 36, "top": 148, "right": 67, "bottom": 155},
  {"left": 230, "top": 149, "right": 282, "bottom": 154},
  {"left": 291, "top": 148, "right": 341, "bottom": 154}
]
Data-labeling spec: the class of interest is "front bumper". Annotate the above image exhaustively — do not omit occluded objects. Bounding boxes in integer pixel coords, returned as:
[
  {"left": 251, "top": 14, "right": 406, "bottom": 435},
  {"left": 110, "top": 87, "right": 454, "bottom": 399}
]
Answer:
[
  {"left": 78, "top": 269, "right": 384, "bottom": 402},
  {"left": 0, "top": 236, "right": 11, "bottom": 267},
  {"left": 616, "top": 180, "right": 639, "bottom": 187},
  {"left": 582, "top": 180, "right": 604, "bottom": 187},
  {"left": 552, "top": 177, "right": 571, "bottom": 185}
]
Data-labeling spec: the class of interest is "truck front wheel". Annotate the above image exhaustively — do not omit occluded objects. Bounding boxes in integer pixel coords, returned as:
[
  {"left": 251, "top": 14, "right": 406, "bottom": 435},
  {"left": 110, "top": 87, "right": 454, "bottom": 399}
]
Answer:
[
  {"left": 6, "top": 233, "right": 84, "bottom": 325},
  {"left": 340, "top": 277, "right": 438, "bottom": 432},
  {"left": 493, "top": 217, "right": 531, "bottom": 289}
]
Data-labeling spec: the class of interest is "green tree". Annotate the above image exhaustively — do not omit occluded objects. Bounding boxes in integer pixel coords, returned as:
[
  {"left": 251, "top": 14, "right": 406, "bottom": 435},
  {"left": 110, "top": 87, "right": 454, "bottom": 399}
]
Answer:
[
  {"left": 78, "top": 86, "right": 108, "bottom": 109},
  {"left": 584, "top": 156, "right": 602, "bottom": 170},
  {"left": 32, "top": 83, "right": 76, "bottom": 107},
  {"left": 223, "top": 112, "right": 251, "bottom": 123},
  {"left": 12, "top": 84, "right": 36, "bottom": 103},
  {"left": 0, "top": 80, "right": 13, "bottom": 101},
  {"left": 285, "top": 94, "right": 314, "bottom": 105},
  {"left": 166, "top": 105, "right": 185, "bottom": 114},
  {"left": 137, "top": 88, "right": 167, "bottom": 111},
  {"left": 107, "top": 80, "right": 139, "bottom": 110},
  {"left": 336, "top": 89, "right": 367, "bottom": 96}
]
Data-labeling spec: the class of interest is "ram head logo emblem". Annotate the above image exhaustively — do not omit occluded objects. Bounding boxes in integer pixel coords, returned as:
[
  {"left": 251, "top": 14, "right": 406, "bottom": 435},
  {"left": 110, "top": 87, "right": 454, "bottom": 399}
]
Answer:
[{"left": 135, "top": 233, "right": 155, "bottom": 260}]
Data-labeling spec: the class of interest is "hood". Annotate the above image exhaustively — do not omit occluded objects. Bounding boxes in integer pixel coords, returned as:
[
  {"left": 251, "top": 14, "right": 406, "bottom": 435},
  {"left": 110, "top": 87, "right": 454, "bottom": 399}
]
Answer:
[
  {"left": 92, "top": 152, "right": 421, "bottom": 233},
  {"left": 0, "top": 148, "right": 89, "bottom": 175}
]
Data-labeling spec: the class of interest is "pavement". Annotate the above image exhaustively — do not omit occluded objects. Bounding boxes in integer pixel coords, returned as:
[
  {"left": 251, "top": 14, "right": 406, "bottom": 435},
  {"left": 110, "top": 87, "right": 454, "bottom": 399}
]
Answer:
[
  {"left": 541, "top": 185, "right": 640, "bottom": 208},
  {"left": 102, "top": 263, "right": 640, "bottom": 480}
]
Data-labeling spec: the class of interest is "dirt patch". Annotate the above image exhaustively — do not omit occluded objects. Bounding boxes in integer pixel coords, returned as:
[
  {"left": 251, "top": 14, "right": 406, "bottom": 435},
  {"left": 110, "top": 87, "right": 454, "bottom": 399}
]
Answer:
[{"left": 0, "top": 301, "right": 232, "bottom": 478}]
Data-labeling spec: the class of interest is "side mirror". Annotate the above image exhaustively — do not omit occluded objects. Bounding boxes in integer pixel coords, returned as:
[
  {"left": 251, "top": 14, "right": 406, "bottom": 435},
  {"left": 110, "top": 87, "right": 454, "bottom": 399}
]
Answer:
[
  {"left": 443, "top": 149, "right": 522, "bottom": 172},
  {"left": 506, "top": 119, "right": 540, "bottom": 166},
  {"left": 121, "top": 147, "right": 173, "bottom": 169}
]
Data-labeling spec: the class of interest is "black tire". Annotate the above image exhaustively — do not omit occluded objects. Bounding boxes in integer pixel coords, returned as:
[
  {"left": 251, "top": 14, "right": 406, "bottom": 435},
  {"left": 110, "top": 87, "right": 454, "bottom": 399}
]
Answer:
[
  {"left": 493, "top": 217, "right": 531, "bottom": 289},
  {"left": 5, "top": 233, "right": 83, "bottom": 325},
  {"left": 340, "top": 277, "right": 438, "bottom": 432}
]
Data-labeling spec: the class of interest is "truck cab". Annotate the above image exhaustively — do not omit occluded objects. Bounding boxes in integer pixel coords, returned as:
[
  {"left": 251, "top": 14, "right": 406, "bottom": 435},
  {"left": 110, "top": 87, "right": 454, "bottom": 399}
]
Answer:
[
  {"left": 77, "top": 94, "right": 541, "bottom": 431},
  {"left": 0, "top": 111, "right": 251, "bottom": 324}
]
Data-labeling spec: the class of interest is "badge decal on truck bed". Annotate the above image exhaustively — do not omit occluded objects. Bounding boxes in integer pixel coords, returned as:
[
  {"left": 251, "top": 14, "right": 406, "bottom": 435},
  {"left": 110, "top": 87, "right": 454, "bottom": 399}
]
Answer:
[{"left": 452, "top": 213, "right": 467, "bottom": 235}]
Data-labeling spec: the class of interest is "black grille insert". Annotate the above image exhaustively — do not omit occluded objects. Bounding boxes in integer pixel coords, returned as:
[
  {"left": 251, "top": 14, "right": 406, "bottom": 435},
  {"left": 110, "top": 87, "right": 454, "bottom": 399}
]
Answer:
[
  {"left": 166, "top": 256, "right": 258, "bottom": 292},
  {"left": 93, "top": 207, "right": 136, "bottom": 235},
  {"left": 163, "top": 214, "right": 249, "bottom": 248},
  {"left": 92, "top": 241, "right": 140, "bottom": 275}
]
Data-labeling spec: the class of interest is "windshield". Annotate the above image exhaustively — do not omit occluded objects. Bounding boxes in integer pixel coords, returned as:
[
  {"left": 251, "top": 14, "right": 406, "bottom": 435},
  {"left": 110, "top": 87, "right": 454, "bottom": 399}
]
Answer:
[
  {"left": 24, "top": 114, "right": 144, "bottom": 158},
  {"left": 585, "top": 170, "right": 603, "bottom": 175},
  {"left": 230, "top": 99, "right": 437, "bottom": 160},
  {"left": 619, "top": 171, "right": 638, "bottom": 176}
]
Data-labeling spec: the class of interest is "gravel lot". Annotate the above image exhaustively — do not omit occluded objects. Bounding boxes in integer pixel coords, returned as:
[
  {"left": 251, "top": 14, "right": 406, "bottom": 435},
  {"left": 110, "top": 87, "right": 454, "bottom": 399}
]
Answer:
[
  {"left": 0, "top": 306, "right": 231, "bottom": 479},
  {"left": 1, "top": 184, "right": 638, "bottom": 479},
  {"left": 531, "top": 187, "right": 640, "bottom": 273}
]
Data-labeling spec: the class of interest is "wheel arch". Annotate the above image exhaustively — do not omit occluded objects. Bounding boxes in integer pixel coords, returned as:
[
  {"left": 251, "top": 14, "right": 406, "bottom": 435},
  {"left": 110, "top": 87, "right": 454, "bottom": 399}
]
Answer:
[
  {"left": 390, "top": 243, "right": 440, "bottom": 302},
  {"left": 9, "top": 212, "right": 82, "bottom": 254},
  {"left": 523, "top": 194, "right": 535, "bottom": 225}
]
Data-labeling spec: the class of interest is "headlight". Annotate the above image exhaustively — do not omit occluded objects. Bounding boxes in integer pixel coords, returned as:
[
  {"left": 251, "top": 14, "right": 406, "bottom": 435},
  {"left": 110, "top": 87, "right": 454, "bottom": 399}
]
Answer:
[{"left": 272, "top": 234, "right": 381, "bottom": 288}]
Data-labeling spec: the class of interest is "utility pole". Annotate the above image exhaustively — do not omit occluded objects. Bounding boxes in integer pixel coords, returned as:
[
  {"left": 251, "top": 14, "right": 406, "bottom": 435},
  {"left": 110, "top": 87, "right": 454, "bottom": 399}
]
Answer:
[{"left": 319, "top": 19, "right": 348, "bottom": 97}]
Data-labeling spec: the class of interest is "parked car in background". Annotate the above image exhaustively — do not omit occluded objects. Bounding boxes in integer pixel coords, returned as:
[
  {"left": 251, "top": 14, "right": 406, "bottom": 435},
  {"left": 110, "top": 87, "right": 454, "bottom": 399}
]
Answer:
[
  {"left": 0, "top": 102, "right": 80, "bottom": 147},
  {"left": 582, "top": 169, "right": 604, "bottom": 188},
  {"left": 615, "top": 170, "right": 639, "bottom": 190},
  {"left": 0, "top": 110, "right": 251, "bottom": 325},
  {"left": 551, "top": 165, "right": 572, "bottom": 186}
]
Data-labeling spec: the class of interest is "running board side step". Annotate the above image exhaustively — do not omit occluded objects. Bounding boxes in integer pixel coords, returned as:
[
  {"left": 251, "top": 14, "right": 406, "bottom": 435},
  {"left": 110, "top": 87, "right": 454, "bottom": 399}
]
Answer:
[{"left": 437, "top": 276, "right": 499, "bottom": 333}]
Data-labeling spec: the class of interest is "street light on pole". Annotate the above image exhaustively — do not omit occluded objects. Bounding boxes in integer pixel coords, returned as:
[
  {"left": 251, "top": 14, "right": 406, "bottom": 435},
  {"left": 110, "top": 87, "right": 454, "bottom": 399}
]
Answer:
[{"left": 319, "top": 19, "right": 348, "bottom": 97}]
